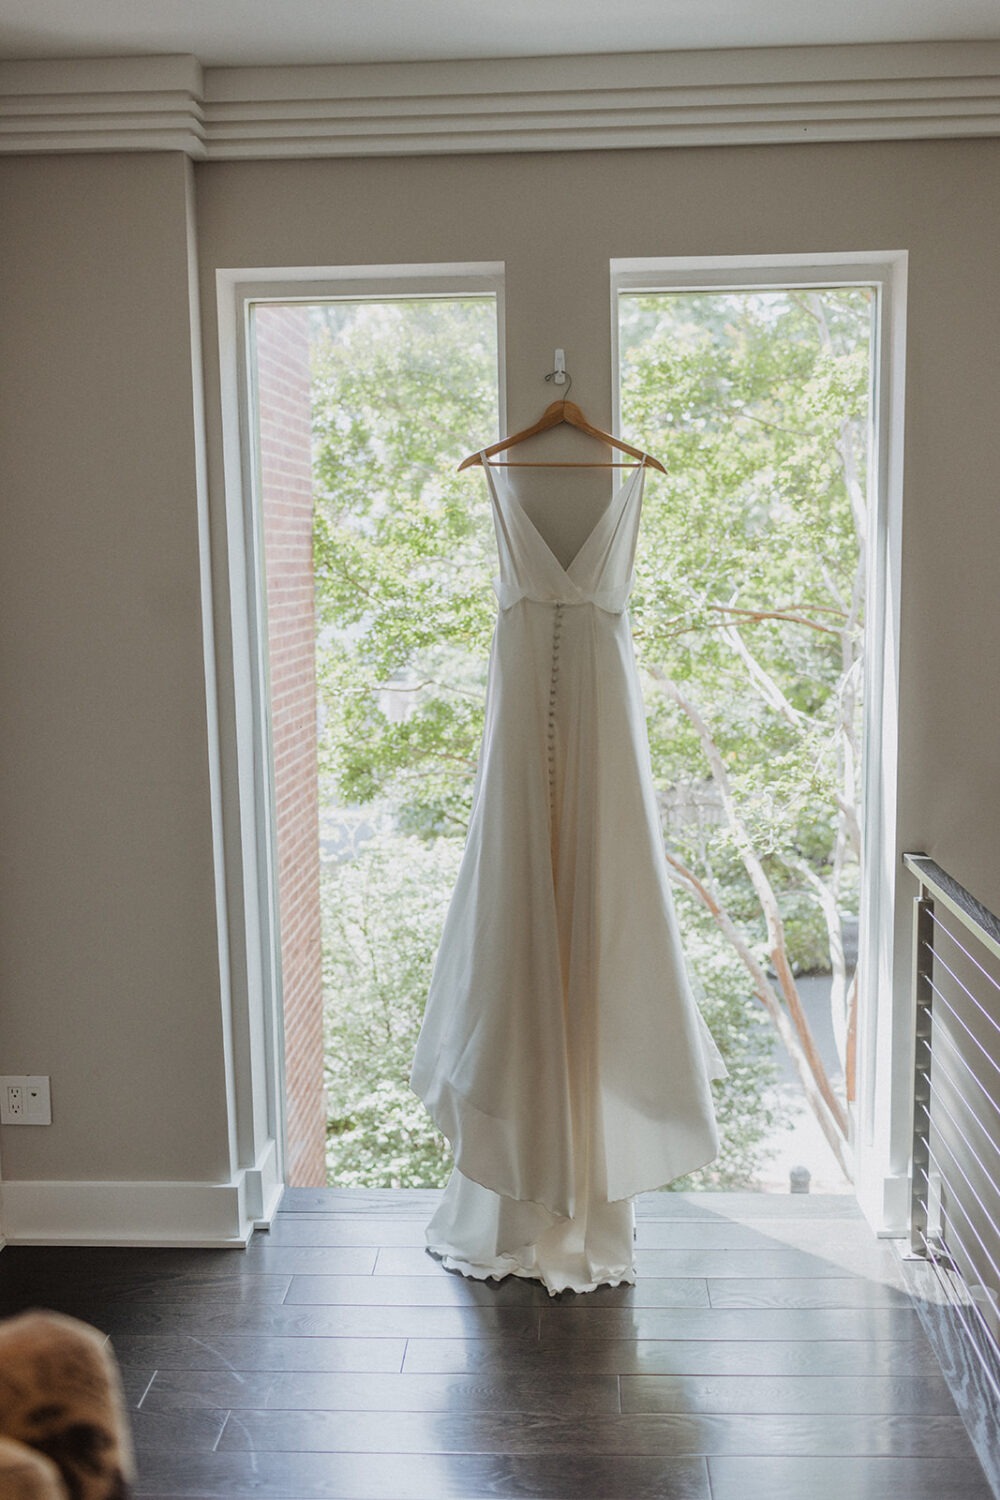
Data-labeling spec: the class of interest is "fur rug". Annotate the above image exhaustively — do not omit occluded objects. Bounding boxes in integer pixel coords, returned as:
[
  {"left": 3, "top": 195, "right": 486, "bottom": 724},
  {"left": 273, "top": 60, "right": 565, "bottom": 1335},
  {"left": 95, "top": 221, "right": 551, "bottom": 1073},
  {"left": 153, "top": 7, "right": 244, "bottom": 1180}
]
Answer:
[{"left": 0, "top": 1312, "right": 134, "bottom": 1500}]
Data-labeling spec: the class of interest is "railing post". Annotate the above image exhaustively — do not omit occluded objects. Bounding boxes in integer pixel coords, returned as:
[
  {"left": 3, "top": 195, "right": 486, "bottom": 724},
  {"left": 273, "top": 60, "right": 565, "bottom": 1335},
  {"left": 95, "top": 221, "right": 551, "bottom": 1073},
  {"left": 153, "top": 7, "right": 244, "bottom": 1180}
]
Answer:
[{"left": 910, "top": 891, "right": 935, "bottom": 1256}]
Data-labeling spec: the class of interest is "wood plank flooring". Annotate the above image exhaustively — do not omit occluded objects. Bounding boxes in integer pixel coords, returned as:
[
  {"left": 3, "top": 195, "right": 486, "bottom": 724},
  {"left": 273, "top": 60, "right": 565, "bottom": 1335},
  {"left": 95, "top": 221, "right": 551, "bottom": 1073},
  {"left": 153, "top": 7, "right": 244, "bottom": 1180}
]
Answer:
[{"left": 0, "top": 1188, "right": 994, "bottom": 1500}]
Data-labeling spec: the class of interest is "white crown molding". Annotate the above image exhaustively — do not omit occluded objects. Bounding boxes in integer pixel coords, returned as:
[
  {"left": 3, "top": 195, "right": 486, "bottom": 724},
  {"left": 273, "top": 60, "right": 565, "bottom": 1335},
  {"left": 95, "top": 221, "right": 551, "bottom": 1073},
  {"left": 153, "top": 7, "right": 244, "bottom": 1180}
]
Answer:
[
  {"left": 2, "top": 42, "right": 1000, "bottom": 158},
  {"left": 0, "top": 53, "right": 206, "bottom": 156}
]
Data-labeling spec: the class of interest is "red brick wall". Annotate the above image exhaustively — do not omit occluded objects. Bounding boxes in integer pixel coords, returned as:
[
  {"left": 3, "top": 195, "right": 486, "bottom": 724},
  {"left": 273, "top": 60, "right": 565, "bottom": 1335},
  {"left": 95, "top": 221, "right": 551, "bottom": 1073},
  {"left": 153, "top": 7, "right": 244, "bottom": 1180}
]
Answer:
[{"left": 254, "top": 303, "right": 327, "bottom": 1187}]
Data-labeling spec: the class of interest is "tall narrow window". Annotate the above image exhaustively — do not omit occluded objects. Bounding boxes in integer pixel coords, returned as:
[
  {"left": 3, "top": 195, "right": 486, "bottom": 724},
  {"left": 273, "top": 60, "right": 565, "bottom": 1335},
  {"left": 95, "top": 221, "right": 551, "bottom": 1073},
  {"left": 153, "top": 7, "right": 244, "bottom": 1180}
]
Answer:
[
  {"left": 616, "top": 283, "right": 876, "bottom": 1191},
  {"left": 249, "top": 292, "right": 500, "bottom": 1187}
]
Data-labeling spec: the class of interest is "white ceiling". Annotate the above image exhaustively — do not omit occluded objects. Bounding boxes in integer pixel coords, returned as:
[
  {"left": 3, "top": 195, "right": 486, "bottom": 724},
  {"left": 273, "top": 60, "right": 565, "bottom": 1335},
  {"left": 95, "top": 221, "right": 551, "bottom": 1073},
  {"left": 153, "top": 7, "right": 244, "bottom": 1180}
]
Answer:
[{"left": 2, "top": 0, "right": 1000, "bottom": 68}]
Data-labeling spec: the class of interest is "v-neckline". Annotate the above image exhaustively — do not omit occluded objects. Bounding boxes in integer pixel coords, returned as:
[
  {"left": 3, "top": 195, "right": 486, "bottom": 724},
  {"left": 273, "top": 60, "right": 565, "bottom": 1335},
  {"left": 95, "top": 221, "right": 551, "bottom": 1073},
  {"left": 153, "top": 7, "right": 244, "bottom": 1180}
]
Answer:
[{"left": 482, "top": 458, "right": 645, "bottom": 578}]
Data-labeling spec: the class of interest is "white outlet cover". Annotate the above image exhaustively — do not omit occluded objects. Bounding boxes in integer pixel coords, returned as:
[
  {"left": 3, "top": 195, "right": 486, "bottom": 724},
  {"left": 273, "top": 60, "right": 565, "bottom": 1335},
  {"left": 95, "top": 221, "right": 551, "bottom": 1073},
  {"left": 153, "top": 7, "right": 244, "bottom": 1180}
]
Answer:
[{"left": 0, "top": 1075, "right": 51, "bottom": 1125}]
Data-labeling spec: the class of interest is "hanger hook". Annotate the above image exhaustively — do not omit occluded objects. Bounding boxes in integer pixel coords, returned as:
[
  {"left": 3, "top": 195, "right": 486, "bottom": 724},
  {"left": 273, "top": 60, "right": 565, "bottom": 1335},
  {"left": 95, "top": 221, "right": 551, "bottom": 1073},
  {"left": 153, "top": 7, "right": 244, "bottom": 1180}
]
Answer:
[{"left": 544, "top": 367, "right": 573, "bottom": 400}]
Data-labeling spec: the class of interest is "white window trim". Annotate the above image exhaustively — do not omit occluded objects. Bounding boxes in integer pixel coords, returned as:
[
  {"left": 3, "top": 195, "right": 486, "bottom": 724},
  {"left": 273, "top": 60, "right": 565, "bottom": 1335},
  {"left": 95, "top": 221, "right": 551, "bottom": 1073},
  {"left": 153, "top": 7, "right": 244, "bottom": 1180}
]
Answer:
[
  {"left": 611, "top": 252, "right": 910, "bottom": 1234},
  {"left": 214, "top": 263, "right": 505, "bottom": 1211}
]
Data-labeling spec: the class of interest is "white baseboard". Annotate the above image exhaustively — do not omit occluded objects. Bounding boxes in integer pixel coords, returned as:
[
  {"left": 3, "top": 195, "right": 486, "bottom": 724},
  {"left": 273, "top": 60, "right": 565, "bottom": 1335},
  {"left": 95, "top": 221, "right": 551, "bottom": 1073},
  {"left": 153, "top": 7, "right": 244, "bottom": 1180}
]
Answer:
[
  {"left": 0, "top": 1147, "right": 283, "bottom": 1247},
  {"left": 243, "top": 1136, "right": 284, "bottom": 1230}
]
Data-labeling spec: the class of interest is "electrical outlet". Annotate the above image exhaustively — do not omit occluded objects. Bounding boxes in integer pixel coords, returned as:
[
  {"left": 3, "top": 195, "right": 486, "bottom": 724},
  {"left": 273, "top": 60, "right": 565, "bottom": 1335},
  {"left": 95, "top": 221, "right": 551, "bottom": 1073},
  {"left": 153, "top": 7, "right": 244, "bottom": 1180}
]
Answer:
[
  {"left": 24, "top": 1077, "right": 51, "bottom": 1124},
  {"left": 0, "top": 1075, "right": 51, "bottom": 1125}
]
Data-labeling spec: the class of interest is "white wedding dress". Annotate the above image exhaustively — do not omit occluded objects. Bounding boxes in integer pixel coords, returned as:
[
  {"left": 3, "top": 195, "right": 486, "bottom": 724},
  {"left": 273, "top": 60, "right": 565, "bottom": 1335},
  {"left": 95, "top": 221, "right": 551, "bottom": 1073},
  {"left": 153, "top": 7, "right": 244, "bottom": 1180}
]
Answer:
[{"left": 410, "top": 454, "right": 728, "bottom": 1295}]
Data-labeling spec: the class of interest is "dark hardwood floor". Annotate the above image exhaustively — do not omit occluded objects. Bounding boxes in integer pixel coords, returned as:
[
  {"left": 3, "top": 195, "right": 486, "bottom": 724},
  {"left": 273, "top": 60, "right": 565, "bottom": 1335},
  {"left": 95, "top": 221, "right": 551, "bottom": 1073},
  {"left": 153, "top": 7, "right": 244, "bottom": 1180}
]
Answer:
[{"left": 0, "top": 1188, "right": 994, "bottom": 1499}]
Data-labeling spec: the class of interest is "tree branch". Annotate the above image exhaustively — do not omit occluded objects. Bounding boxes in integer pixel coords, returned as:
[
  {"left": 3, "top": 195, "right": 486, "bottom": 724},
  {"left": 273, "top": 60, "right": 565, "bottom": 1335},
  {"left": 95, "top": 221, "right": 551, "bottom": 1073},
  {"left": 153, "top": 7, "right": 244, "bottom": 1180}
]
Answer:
[
  {"left": 664, "top": 848, "right": 853, "bottom": 1177},
  {"left": 706, "top": 603, "right": 841, "bottom": 636},
  {"left": 721, "top": 617, "right": 807, "bottom": 728},
  {"left": 653, "top": 668, "right": 849, "bottom": 1141},
  {"left": 793, "top": 857, "right": 849, "bottom": 1073}
]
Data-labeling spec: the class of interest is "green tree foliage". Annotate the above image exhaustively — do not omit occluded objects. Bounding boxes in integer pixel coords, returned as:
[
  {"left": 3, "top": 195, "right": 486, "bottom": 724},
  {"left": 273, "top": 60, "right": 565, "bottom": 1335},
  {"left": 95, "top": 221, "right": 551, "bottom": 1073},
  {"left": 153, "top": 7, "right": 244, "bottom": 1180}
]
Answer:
[
  {"left": 313, "top": 298, "right": 498, "bottom": 1188},
  {"left": 621, "top": 289, "right": 871, "bottom": 1176},
  {"left": 312, "top": 299, "right": 497, "bottom": 837},
  {"left": 313, "top": 288, "right": 871, "bottom": 1190},
  {"left": 322, "top": 832, "right": 461, "bottom": 1187}
]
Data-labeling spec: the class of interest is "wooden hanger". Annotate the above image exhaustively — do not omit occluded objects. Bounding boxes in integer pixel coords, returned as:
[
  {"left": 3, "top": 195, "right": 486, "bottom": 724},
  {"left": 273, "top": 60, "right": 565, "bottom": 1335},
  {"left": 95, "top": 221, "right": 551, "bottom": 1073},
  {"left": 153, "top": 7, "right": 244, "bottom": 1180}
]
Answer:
[{"left": 458, "top": 399, "right": 666, "bottom": 474}]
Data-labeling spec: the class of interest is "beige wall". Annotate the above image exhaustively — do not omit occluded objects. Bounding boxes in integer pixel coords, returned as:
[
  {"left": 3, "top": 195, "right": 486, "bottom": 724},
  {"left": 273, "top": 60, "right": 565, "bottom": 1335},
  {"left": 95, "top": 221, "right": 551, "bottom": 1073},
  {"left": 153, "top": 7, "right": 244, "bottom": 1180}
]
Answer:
[
  {"left": 0, "top": 154, "right": 232, "bottom": 1189},
  {"left": 197, "top": 141, "right": 1000, "bottom": 905},
  {"left": 1, "top": 137, "right": 998, "bottom": 1228}
]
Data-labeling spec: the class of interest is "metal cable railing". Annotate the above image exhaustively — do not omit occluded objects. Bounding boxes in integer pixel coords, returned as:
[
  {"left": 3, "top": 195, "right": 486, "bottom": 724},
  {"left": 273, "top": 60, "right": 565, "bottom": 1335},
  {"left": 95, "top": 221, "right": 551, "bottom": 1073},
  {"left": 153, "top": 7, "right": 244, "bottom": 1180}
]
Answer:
[{"left": 904, "top": 851, "right": 1000, "bottom": 1395}]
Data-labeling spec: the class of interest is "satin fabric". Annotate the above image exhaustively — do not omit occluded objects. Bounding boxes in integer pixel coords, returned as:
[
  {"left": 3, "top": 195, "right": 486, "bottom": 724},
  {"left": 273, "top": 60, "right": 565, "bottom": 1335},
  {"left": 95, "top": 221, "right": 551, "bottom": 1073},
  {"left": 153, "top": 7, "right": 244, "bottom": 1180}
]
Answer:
[{"left": 410, "top": 457, "right": 728, "bottom": 1293}]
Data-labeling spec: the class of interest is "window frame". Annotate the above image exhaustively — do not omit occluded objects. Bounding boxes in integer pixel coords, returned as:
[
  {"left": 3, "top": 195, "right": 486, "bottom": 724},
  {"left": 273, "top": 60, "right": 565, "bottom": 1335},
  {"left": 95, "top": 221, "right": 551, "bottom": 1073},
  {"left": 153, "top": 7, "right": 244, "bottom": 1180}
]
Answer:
[
  {"left": 610, "top": 252, "right": 910, "bottom": 1233},
  {"left": 215, "top": 263, "right": 505, "bottom": 1212}
]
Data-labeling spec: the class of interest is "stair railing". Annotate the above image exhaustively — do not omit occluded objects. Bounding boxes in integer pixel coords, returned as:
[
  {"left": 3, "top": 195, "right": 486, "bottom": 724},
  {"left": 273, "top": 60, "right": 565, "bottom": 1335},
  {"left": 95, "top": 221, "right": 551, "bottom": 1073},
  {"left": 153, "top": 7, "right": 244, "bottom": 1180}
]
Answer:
[{"left": 905, "top": 851, "right": 1000, "bottom": 1398}]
